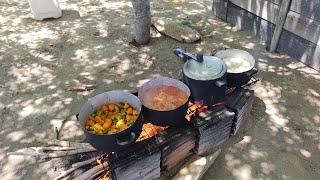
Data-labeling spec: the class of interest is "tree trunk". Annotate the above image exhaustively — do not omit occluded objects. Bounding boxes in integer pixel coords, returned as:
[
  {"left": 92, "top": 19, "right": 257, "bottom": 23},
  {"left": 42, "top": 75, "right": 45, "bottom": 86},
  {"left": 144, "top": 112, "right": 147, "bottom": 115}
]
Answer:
[{"left": 131, "top": 0, "right": 151, "bottom": 45}]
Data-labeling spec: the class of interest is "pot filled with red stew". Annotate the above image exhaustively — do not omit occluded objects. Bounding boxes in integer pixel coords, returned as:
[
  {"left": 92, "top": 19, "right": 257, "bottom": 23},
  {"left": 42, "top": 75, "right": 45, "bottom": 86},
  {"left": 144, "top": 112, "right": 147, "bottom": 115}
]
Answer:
[{"left": 138, "top": 76, "right": 191, "bottom": 127}]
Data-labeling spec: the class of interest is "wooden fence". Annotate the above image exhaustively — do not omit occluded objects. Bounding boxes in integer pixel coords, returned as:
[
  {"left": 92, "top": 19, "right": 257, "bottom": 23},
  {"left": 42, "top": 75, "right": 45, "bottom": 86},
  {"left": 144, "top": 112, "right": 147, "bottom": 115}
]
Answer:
[{"left": 212, "top": 0, "right": 320, "bottom": 71}]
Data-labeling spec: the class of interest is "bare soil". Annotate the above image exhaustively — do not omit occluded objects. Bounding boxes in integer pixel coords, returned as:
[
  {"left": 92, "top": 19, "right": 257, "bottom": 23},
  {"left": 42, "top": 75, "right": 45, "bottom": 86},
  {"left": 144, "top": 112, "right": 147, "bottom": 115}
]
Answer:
[{"left": 0, "top": 0, "right": 319, "bottom": 179}]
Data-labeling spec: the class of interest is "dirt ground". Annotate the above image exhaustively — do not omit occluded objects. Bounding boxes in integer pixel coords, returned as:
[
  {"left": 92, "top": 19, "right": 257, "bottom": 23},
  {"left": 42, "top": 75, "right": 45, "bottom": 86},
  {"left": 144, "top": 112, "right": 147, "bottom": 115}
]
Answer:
[{"left": 0, "top": 0, "right": 319, "bottom": 179}]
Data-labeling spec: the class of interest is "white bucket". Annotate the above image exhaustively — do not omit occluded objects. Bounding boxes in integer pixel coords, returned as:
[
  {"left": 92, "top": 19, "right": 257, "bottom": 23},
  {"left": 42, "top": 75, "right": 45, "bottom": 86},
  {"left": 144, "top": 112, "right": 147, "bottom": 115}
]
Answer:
[{"left": 27, "top": 0, "right": 62, "bottom": 20}]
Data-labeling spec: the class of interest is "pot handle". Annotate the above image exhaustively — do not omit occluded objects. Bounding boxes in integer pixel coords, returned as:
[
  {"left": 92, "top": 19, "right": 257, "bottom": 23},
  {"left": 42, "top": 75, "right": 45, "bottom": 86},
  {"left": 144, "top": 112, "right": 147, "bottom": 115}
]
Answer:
[
  {"left": 76, "top": 113, "right": 79, "bottom": 121},
  {"left": 246, "top": 68, "right": 258, "bottom": 77},
  {"left": 116, "top": 132, "right": 136, "bottom": 146},
  {"left": 211, "top": 46, "right": 229, "bottom": 56},
  {"left": 173, "top": 48, "right": 203, "bottom": 63},
  {"left": 215, "top": 80, "right": 227, "bottom": 87},
  {"left": 211, "top": 48, "right": 220, "bottom": 56},
  {"left": 173, "top": 48, "right": 188, "bottom": 62}
]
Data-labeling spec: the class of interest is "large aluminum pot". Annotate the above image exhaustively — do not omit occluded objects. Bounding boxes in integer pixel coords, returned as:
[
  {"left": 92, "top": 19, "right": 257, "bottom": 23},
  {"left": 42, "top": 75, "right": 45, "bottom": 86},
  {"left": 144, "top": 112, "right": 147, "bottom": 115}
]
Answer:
[{"left": 77, "top": 90, "right": 143, "bottom": 152}]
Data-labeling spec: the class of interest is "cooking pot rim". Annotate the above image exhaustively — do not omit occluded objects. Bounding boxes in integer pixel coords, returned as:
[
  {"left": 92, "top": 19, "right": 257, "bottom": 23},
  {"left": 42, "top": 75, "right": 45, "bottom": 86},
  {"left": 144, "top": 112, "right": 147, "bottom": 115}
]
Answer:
[
  {"left": 138, "top": 76, "right": 191, "bottom": 111},
  {"left": 214, "top": 49, "right": 255, "bottom": 73},
  {"left": 78, "top": 90, "right": 142, "bottom": 136},
  {"left": 182, "top": 56, "right": 227, "bottom": 80}
]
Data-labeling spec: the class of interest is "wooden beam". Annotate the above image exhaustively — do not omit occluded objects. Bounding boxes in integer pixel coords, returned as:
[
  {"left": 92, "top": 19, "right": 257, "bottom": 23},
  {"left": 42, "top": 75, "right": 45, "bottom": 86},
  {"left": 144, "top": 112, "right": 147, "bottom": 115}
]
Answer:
[
  {"left": 269, "top": 0, "right": 291, "bottom": 52},
  {"left": 173, "top": 149, "right": 222, "bottom": 180},
  {"left": 212, "top": 0, "right": 229, "bottom": 21}
]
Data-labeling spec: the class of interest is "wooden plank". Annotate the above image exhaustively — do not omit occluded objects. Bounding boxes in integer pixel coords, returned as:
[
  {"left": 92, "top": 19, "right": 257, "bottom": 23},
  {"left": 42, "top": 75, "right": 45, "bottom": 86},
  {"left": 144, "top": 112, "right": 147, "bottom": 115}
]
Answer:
[
  {"left": 159, "top": 127, "right": 197, "bottom": 170},
  {"left": 284, "top": 11, "right": 320, "bottom": 47},
  {"left": 193, "top": 108, "right": 234, "bottom": 155},
  {"left": 226, "top": 89, "right": 255, "bottom": 135},
  {"left": 230, "top": 0, "right": 279, "bottom": 24},
  {"left": 113, "top": 152, "right": 161, "bottom": 180},
  {"left": 268, "top": 0, "right": 320, "bottom": 22},
  {"left": 173, "top": 149, "right": 221, "bottom": 180},
  {"left": 230, "top": 0, "right": 280, "bottom": 23},
  {"left": 212, "top": 0, "right": 229, "bottom": 21},
  {"left": 230, "top": 0, "right": 320, "bottom": 46},
  {"left": 226, "top": 3, "right": 320, "bottom": 71},
  {"left": 277, "top": 29, "right": 320, "bottom": 71},
  {"left": 108, "top": 137, "right": 159, "bottom": 169}
]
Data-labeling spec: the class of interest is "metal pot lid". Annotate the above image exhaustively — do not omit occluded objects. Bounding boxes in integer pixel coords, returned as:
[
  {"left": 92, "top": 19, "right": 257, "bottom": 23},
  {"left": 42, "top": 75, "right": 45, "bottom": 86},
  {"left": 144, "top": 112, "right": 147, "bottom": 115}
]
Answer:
[
  {"left": 183, "top": 56, "right": 227, "bottom": 80},
  {"left": 214, "top": 49, "right": 255, "bottom": 73}
]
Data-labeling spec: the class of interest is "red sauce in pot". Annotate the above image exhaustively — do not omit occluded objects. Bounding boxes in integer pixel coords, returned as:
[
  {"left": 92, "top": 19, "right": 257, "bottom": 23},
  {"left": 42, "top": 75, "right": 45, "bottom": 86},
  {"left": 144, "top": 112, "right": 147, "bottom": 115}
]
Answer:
[{"left": 141, "top": 85, "right": 188, "bottom": 111}]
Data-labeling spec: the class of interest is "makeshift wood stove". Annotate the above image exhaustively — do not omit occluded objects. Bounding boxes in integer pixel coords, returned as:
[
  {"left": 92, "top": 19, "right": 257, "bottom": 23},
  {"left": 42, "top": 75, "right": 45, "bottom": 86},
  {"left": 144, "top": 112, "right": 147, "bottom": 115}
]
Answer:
[{"left": 8, "top": 49, "right": 259, "bottom": 180}]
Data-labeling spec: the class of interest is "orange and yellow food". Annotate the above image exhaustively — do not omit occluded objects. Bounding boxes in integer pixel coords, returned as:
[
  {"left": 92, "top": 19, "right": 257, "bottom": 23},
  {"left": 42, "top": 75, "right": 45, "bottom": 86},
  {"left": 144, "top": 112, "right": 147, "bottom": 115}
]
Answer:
[
  {"left": 141, "top": 85, "right": 188, "bottom": 111},
  {"left": 85, "top": 102, "right": 139, "bottom": 135}
]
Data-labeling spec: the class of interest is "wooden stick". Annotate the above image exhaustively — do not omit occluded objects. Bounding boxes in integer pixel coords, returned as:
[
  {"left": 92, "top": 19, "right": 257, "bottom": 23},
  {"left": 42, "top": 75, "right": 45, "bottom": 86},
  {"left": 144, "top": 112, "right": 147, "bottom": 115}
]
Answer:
[
  {"left": 54, "top": 156, "right": 99, "bottom": 180},
  {"left": 8, "top": 146, "right": 95, "bottom": 158},
  {"left": 87, "top": 169, "right": 105, "bottom": 180},
  {"left": 196, "top": 149, "right": 222, "bottom": 180},
  {"left": 46, "top": 140, "right": 93, "bottom": 149},
  {"left": 54, "top": 167, "right": 77, "bottom": 180},
  {"left": 75, "top": 161, "right": 109, "bottom": 180},
  {"left": 31, "top": 146, "right": 79, "bottom": 151},
  {"left": 68, "top": 85, "right": 96, "bottom": 92},
  {"left": 7, "top": 148, "right": 43, "bottom": 157},
  {"left": 41, "top": 148, "right": 96, "bottom": 159},
  {"left": 55, "top": 126, "right": 60, "bottom": 140},
  {"left": 268, "top": 0, "right": 292, "bottom": 52},
  {"left": 72, "top": 156, "right": 99, "bottom": 168}
]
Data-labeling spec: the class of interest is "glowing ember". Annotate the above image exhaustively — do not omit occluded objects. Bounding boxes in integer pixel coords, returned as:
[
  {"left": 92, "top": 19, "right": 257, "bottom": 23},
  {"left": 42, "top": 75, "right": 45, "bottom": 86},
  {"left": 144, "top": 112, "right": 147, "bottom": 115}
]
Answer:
[{"left": 137, "top": 123, "right": 167, "bottom": 141}]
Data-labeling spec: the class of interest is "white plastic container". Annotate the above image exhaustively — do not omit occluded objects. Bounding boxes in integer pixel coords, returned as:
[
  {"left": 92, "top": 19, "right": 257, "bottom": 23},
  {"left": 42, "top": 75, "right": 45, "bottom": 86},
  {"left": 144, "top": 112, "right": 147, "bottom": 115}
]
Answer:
[{"left": 27, "top": 0, "right": 62, "bottom": 20}]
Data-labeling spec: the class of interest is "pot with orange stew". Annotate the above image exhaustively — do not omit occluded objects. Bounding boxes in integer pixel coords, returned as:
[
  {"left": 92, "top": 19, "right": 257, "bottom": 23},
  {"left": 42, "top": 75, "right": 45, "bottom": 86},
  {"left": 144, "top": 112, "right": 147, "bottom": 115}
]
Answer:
[{"left": 138, "top": 76, "right": 191, "bottom": 127}]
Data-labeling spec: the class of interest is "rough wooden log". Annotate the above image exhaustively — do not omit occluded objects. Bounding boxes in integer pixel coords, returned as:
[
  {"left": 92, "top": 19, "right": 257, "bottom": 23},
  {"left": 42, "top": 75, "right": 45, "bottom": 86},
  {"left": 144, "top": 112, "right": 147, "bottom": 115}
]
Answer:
[
  {"left": 75, "top": 161, "right": 109, "bottom": 180},
  {"left": 71, "top": 156, "right": 99, "bottom": 168},
  {"left": 155, "top": 125, "right": 197, "bottom": 171},
  {"left": 192, "top": 106, "right": 235, "bottom": 155},
  {"left": 46, "top": 140, "right": 93, "bottom": 149},
  {"left": 109, "top": 138, "right": 161, "bottom": 180},
  {"left": 131, "top": 0, "right": 151, "bottom": 45},
  {"left": 55, "top": 156, "right": 100, "bottom": 180},
  {"left": 226, "top": 88, "right": 255, "bottom": 135},
  {"left": 41, "top": 148, "right": 96, "bottom": 159}
]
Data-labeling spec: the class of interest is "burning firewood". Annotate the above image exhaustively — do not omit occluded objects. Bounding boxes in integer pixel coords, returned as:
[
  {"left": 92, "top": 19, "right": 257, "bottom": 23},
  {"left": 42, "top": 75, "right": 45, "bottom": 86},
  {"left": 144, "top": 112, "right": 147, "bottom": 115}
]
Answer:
[
  {"left": 54, "top": 156, "right": 104, "bottom": 180},
  {"left": 75, "top": 161, "right": 109, "bottom": 180}
]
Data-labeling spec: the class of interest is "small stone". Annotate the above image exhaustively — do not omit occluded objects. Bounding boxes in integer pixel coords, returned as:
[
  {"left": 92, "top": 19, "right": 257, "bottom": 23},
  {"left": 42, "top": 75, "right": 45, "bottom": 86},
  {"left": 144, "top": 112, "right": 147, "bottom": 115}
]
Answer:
[{"left": 93, "top": 31, "right": 100, "bottom": 36}]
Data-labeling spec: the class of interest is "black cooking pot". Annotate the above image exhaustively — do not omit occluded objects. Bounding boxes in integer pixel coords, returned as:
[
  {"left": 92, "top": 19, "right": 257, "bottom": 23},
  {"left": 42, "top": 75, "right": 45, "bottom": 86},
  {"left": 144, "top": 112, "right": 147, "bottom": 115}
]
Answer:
[
  {"left": 214, "top": 49, "right": 258, "bottom": 87},
  {"left": 77, "top": 91, "right": 143, "bottom": 152},
  {"left": 174, "top": 49, "right": 227, "bottom": 106},
  {"left": 138, "top": 76, "right": 190, "bottom": 127}
]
